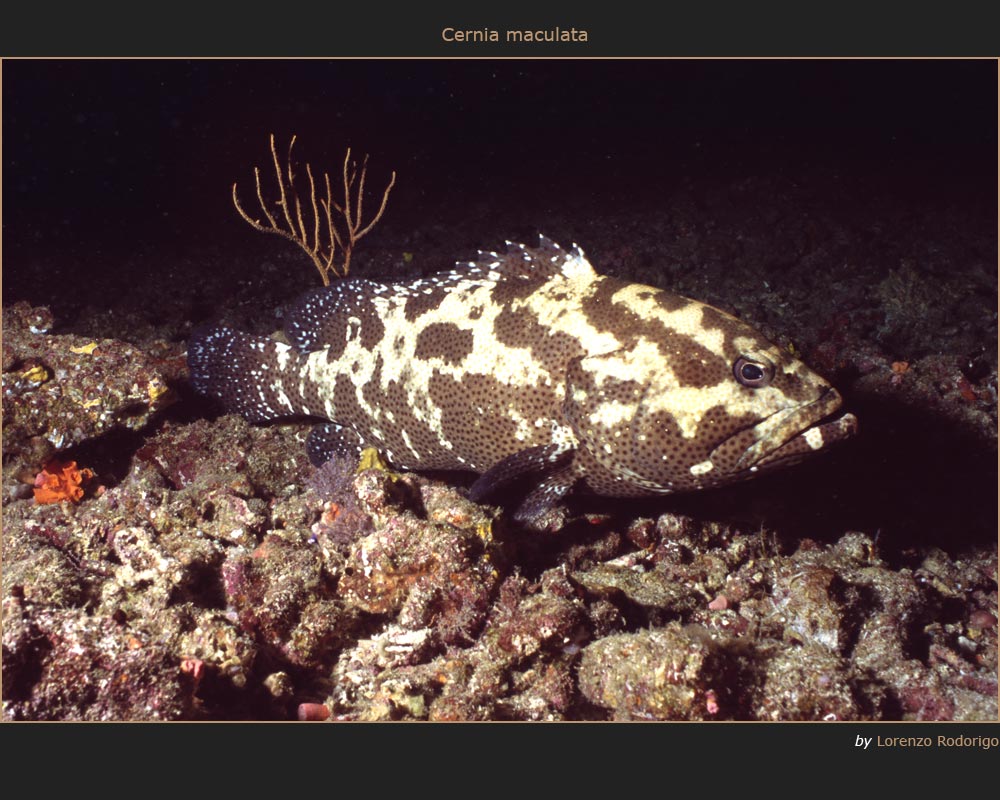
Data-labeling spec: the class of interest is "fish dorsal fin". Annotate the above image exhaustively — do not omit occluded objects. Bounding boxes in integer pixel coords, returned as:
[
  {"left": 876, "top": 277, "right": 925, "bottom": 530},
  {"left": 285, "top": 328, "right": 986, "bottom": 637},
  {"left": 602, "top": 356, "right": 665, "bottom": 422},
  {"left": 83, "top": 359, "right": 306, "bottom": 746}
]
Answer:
[
  {"left": 461, "top": 234, "right": 596, "bottom": 284},
  {"left": 531, "top": 234, "right": 596, "bottom": 281},
  {"left": 283, "top": 237, "right": 596, "bottom": 353},
  {"left": 284, "top": 279, "right": 386, "bottom": 354}
]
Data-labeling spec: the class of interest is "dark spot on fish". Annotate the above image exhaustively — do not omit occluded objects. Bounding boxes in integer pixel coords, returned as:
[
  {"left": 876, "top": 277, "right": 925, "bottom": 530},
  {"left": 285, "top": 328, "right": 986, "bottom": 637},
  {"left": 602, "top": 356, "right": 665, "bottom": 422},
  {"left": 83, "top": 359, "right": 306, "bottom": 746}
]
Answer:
[
  {"left": 403, "top": 289, "right": 442, "bottom": 322},
  {"left": 414, "top": 322, "right": 474, "bottom": 365}
]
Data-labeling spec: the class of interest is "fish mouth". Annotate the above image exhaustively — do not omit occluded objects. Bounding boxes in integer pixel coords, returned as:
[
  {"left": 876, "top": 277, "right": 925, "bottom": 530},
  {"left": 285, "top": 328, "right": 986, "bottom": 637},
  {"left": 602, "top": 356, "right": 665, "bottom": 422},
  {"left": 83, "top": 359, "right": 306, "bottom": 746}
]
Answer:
[{"left": 717, "top": 388, "right": 858, "bottom": 473}]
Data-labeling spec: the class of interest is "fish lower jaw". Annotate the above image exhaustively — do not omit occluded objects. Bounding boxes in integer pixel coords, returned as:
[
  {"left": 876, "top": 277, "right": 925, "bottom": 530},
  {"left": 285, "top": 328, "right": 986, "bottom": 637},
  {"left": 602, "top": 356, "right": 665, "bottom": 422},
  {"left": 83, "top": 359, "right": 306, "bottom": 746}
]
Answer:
[{"left": 742, "top": 409, "right": 858, "bottom": 472}]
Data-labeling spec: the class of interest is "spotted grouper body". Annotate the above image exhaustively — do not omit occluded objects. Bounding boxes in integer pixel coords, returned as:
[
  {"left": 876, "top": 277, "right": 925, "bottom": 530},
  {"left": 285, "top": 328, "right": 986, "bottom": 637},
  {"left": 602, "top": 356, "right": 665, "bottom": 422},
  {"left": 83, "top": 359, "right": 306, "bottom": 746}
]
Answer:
[{"left": 188, "top": 236, "right": 857, "bottom": 525}]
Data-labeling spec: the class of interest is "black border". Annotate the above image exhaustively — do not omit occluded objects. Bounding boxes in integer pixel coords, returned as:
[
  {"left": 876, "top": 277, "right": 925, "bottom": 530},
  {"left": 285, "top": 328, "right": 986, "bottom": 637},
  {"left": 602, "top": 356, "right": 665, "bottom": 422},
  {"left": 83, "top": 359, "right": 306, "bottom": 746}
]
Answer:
[
  {"left": 2, "top": 721, "right": 999, "bottom": 788},
  {"left": 0, "top": 2, "right": 998, "bottom": 57},
  {"left": 1, "top": 0, "right": 997, "bottom": 783}
]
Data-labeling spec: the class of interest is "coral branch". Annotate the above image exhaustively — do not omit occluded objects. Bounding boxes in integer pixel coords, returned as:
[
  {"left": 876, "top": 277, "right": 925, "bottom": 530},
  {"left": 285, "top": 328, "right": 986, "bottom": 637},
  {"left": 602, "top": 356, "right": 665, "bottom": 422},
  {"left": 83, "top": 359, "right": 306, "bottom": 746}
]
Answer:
[{"left": 233, "top": 134, "right": 396, "bottom": 285}]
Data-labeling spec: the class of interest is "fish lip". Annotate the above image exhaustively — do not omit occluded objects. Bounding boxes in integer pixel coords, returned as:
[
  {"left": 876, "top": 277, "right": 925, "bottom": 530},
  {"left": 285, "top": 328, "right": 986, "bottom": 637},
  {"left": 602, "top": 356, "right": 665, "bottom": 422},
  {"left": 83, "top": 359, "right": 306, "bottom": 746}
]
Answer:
[{"left": 730, "top": 388, "right": 858, "bottom": 471}]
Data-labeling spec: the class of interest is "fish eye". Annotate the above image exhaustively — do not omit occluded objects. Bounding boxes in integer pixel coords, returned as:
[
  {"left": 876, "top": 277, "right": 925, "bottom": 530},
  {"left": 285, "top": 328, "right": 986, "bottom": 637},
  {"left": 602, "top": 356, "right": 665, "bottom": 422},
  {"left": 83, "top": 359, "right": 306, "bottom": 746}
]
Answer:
[{"left": 734, "top": 356, "right": 774, "bottom": 388}]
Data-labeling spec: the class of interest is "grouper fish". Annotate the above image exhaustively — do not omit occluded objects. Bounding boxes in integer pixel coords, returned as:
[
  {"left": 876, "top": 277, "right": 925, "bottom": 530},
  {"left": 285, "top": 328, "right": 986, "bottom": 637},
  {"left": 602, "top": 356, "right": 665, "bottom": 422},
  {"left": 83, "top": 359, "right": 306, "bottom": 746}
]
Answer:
[{"left": 187, "top": 236, "right": 857, "bottom": 526}]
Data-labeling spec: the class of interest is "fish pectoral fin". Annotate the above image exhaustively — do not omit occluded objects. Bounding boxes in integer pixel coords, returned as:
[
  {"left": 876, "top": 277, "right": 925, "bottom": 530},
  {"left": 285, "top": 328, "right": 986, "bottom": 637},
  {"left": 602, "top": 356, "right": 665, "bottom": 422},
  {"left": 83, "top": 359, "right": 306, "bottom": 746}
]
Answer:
[
  {"left": 468, "top": 445, "right": 580, "bottom": 532},
  {"left": 307, "top": 423, "right": 367, "bottom": 466},
  {"left": 468, "top": 444, "right": 575, "bottom": 504},
  {"left": 510, "top": 465, "right": 580, "bottom": 531}
]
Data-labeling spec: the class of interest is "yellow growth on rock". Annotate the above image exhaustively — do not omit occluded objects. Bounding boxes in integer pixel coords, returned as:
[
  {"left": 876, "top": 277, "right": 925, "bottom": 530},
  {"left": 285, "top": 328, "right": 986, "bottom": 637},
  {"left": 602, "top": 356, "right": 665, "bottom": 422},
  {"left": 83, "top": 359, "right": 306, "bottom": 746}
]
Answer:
[{"left": 356, "top": 446, "right": 391, "bottom": 473}]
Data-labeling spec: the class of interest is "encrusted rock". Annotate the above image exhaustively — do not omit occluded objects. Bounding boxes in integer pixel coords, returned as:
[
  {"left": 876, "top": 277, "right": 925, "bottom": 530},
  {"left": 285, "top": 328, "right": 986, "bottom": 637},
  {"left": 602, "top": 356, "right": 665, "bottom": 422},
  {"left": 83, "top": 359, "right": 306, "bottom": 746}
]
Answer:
[
  {"left": 578, "top": 624, "right": 725, "bottom": 720},
  {"left": 2, "top": 302, "right": 173, "bottom": 461}
]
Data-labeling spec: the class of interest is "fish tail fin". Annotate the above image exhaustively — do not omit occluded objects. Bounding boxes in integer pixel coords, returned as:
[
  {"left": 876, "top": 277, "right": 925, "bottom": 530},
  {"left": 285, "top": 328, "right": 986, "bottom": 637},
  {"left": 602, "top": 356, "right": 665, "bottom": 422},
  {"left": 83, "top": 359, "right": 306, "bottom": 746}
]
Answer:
[{"left": 187, "top": 325, "right": 305, "bottom": 423}]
